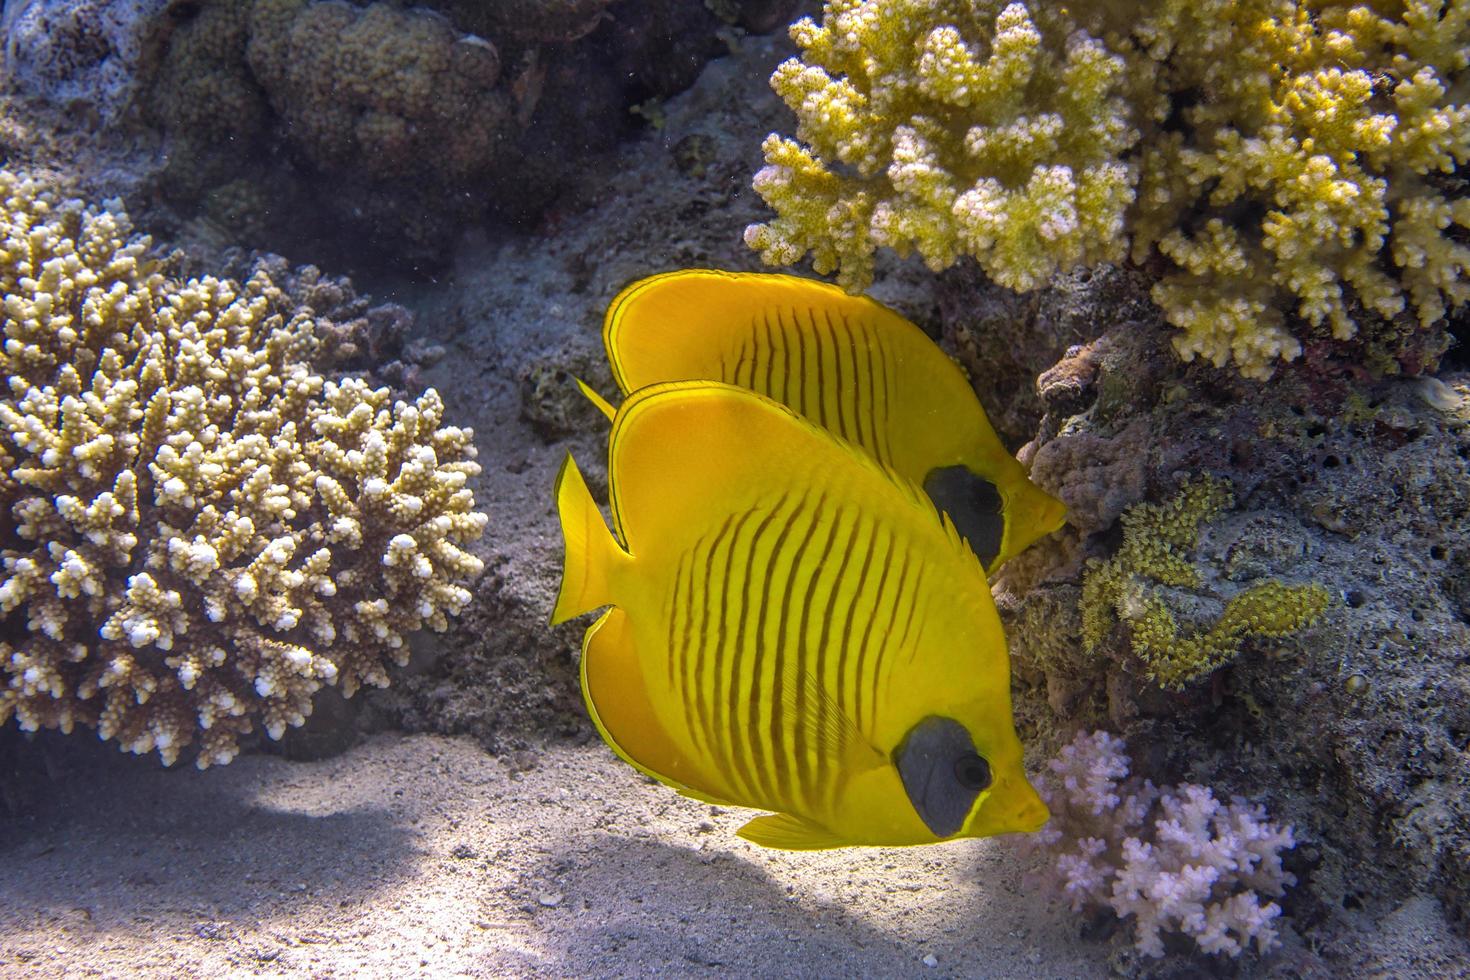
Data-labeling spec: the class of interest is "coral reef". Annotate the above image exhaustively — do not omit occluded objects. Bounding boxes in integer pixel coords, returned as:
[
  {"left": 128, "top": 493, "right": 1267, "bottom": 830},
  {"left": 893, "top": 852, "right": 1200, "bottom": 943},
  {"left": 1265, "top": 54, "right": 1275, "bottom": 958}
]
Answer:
[
  {"left": 1, "top": 0, "right": 799, "bottom": 272},
  {"left": 747, "top": 0, "right": 1470, "bottom": 378},
  {"left": 0, "top": 170, "right": 487, "bottom": 766},
  {"left": 1024, "top": 730, "right": 1296, "bottom": 959},
  {"left": 997, "top": 308, "right": 1470, "bottom": 943},
  {"left": 1080, "top": 477, "right": 1332, "bottom": 689},
  {"left": 244, "top": 1, "right": 512, "bottom": 186},
  {"left": 1, "top": 0, "right": 172, "bottom": 123}
]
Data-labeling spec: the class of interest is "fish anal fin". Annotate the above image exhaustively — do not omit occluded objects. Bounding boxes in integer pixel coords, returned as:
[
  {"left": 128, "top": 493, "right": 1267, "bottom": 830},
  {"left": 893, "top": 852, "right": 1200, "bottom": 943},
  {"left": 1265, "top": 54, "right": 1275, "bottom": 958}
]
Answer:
[
  {"left": 580, "top": 608, "right": 737, "bottom": 806},
  {"left": 738, "top": 812, "right": 851, "bottom": 850}
]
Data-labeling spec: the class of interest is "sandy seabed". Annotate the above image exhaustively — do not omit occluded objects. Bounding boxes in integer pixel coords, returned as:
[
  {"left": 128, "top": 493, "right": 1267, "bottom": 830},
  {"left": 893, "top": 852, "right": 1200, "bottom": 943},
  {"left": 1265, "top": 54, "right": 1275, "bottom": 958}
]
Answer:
[{"left": 1, "top": 733, "right": 1116, "bottom": 979}]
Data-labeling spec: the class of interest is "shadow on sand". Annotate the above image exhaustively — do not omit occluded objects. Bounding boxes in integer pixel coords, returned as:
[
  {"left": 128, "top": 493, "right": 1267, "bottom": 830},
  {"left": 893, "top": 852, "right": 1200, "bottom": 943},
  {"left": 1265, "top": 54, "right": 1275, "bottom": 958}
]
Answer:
[{"left": 0, "top": 730, "right": 421, "bottom": 935}]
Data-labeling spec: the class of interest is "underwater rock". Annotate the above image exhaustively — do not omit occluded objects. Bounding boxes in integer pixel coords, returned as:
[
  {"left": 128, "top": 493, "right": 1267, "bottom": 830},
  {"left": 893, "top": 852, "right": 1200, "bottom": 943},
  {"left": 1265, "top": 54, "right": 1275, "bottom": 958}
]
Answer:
[
  {"left": 996, "top": 313, "right": 1470, "bottom": 939},
  {"left": 1, "top": 0, "right": 173, "bottom": 123}
]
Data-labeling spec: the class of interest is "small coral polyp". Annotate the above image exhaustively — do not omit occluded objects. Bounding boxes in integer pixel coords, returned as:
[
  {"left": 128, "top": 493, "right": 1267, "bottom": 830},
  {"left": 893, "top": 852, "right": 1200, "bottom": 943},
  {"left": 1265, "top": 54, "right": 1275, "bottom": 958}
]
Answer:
[
  {"left": 748, "top": 0, "right": 1470, "bottom": 379},
  {"left": 0, "top": 171, "right": 488, "bottom": 767}
]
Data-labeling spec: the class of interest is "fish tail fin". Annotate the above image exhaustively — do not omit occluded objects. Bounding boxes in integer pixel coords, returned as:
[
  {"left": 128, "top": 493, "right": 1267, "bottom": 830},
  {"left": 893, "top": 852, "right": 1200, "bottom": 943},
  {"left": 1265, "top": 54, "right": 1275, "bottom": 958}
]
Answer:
[
  {"left": 574, "top": 377, "right": 616, "bottom": 422},
  {"left": 551, "top": 454, "right": 627, "bottom": 624}
]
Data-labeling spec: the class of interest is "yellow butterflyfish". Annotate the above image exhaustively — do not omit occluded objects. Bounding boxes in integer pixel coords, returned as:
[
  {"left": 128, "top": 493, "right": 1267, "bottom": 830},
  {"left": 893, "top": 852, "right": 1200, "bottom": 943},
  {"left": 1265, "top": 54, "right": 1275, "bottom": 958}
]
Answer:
[
  {"left": 589, "top": 269, "right": 1065, "bottom": 570},
  {"left": 551, "top": 380, "right": 1048, "bottom": 849}
]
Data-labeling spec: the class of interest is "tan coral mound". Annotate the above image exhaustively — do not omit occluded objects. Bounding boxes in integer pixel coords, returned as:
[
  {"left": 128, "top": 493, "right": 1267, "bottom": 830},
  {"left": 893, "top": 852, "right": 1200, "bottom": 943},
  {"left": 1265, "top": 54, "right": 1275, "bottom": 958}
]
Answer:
[
  {"left": 245, "top": 0, "right": 511, "bottom": 184},
  {"left": 0, "top": 171, "right": 488, "bottom": 767}
]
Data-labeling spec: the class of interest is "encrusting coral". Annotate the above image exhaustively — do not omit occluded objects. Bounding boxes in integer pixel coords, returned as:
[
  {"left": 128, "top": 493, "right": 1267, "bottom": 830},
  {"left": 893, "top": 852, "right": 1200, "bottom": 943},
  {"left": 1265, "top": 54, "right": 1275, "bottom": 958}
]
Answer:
[
  {"left": 1023, "top": 730, "right": 1296, "bottom": 958},
  {"left": 747, "top": 0, "right": 1470, "bottom": 379},
  {"left": 1080, "top": 476, "right": 1331, "bottom": 689},
  {"left": 244, "top": 0, "right": 512, "bottom": 186},
  {"left": 0, "top": 170, "right": 488, "bottom": 767}
]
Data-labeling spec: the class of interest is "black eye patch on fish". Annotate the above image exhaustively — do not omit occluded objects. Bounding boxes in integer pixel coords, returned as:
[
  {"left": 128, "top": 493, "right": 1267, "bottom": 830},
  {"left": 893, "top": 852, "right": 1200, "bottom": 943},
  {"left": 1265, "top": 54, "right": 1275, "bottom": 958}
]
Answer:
[
  {"left": 923, "top": 466, "right": 1004, "bottom": 569},
  {"left": 893, "top": 715, "right": 993, "bottom": 838}
]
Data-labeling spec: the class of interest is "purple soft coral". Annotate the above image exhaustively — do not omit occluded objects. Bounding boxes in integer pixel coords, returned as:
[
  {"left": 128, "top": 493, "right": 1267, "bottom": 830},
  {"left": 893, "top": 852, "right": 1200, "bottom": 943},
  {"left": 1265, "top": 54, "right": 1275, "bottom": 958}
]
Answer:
[{"left": 1022, "top": 731, "right": 1296, "bottom": 958}]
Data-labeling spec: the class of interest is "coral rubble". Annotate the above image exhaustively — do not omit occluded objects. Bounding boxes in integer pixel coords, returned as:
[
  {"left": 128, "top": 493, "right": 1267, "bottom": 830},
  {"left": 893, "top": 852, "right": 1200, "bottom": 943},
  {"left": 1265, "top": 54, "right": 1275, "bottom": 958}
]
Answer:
[
  {"left": 748, "top": 0, "right": 1470, "bottom": 378},
  {"left": 0, "top": 170, "right": 488, "bottom": 766}
]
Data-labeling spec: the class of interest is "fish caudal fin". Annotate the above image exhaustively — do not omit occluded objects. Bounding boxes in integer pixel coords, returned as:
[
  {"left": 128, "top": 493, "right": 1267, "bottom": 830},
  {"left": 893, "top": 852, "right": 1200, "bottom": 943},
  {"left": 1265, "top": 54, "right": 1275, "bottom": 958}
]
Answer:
[
  {"left": 550, "top": 454, "right": 628, "bottom": 625},
  {"left": 574, "top": 376, "right": 616, "bottom": 422}
]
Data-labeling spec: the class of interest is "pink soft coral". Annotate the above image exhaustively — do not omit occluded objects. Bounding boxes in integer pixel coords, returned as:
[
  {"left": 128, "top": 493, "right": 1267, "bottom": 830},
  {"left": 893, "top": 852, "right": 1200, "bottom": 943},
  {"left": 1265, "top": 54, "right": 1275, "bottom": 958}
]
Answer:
[{"left": 1022, "top": 731, "right": 1296, "bottom": 958}]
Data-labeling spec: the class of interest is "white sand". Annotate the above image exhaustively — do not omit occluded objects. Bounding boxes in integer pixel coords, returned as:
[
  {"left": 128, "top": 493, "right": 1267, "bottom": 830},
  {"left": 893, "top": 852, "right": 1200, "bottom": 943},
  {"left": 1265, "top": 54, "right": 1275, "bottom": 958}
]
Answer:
[{"left": 1, "top": 733, "right": 1112, "bottom": 978}]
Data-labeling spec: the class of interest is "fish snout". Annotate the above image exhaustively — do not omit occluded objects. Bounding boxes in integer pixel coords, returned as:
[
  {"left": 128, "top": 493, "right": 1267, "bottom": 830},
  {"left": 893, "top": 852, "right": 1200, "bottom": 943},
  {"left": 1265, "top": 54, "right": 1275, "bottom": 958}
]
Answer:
[
  {"left": 969, "top": 774, "right": 1050, "bottom": 837},
  {"left": 1012, "top": 780, "right": 1050, "bottom": 833}
]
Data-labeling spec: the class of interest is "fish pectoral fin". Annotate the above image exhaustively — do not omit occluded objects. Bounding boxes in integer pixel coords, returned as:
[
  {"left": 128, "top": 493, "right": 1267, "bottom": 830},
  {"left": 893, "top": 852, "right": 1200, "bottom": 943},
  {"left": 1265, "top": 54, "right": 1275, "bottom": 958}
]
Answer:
[
  {"left": 574, "top": 376, "right": 617, "bottom": 422},
  {"left": 737, "top": 812, "right": 851, "bottom": 851},
  {"left": 783, "top": 668, "right": 886, "bottom": 774}
]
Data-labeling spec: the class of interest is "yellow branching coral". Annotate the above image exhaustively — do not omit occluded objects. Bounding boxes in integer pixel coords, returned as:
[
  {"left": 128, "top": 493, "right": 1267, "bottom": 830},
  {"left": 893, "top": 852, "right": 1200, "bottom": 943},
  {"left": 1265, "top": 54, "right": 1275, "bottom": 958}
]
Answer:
[
  {"left": 745, "top": 1, "right": 1136, "bottom": 293},
  {"left": 749, "top": 0, "right": 1470, "bottom": 379},
  {"left": 1081, "top": 477, "right": 1330, "bottom": 689},
  {"left": 0, "top": 171, "right": 488, "bottom": 767}
]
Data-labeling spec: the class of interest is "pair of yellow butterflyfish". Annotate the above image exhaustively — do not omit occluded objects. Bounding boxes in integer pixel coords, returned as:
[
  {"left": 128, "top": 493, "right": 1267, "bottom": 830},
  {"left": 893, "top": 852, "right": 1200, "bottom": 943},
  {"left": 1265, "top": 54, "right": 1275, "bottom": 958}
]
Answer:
[{"left": 551, "top": 270, "right": 1064, "bottom": 849}]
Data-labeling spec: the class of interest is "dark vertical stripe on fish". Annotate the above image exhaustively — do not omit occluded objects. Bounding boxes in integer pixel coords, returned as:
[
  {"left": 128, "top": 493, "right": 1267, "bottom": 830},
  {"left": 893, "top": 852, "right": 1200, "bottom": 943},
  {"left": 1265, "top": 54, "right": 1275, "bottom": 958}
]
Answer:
[
  {"left": 675, "top": 551, "right": 701, "bottom": 728},
  {"left": 833, "top": 511, "right": 878, "bottom": 726},
  {"left": 762, "top": 311, "right": 778, "bottom": 401},
  {"left": 841, "top": 314, "right": 864, "bottom": 449},
  {"left": 805, "top": 307, "right": 827, "bottom": 430},
  {"left": 706, "top": 507, "right": 753, "bottom": 795},
  {"left": 793, "top": 499, "right": 844, "bottom": 810},
  {"left": 667, "top": 551, "right": 690, "bottom": 689},
  {"left": 747, "top": 489, "right": 806, "bottom": 804},
  {"left": 768, "top": 490, "right": 824, "bottom": 807},
  {"left": 726, "top": 495, "right": 787, "bottom": 802},
  {"left": 689, "top": 514, "right": 739, "bottom": 765},
  {"left": 820, "top": 307, "right": 851, "bottom": 444},
  {"left": 852, "top": 522, "right": 895, "bottom": 736},
  {"left": 866, "top": 542, "right": 915, "bottom": 732},
  {"left": 812, "top": 502, "right": 858, "bottom": 808},
  {"left": 856, "top": 317, "right": 889, "bottom": 466},
  {"left": 791, "top": 307, "right": 809, "bottom": 419}
]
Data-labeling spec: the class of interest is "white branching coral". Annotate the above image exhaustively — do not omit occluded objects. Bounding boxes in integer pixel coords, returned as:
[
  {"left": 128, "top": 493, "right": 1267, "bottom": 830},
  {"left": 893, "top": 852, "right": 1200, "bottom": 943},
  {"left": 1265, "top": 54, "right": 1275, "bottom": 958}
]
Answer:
[
  {"left": 1021, "top": 731, "right": 1296, "bottom": 958},
  {"left": 0, "top": 170, "right": 488, "bottom": 767}
]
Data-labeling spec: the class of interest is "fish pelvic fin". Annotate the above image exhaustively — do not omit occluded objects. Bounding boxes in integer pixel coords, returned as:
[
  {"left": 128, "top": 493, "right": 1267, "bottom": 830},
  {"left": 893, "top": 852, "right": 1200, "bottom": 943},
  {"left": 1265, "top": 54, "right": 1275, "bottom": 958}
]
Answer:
[
  {"left": 574, "top": 376, "right": 616, "bottom": 422},
  {"left": 551, "top": 454, "right": 629, "bottom": 625},
  {"left": 738, "top": 812, "right": 852, "bottom": 850}
]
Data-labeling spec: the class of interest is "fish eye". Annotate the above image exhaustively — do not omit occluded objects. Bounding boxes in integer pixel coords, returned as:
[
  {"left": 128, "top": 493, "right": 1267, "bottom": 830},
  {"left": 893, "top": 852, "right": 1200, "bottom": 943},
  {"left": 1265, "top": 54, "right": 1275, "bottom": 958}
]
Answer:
[{"left": 953, "top": 752, "right": 991, "bottom": 791}]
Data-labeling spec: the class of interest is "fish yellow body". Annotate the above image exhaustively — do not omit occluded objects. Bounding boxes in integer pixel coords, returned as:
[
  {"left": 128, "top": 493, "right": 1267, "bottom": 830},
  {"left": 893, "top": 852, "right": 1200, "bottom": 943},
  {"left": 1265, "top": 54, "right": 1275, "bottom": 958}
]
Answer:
[
  {"left": 551, "top": 380, "right": 1048, "bottom": 848},
  {"left": 595, "top": 269, "right": 1065, "bottom": 570}
]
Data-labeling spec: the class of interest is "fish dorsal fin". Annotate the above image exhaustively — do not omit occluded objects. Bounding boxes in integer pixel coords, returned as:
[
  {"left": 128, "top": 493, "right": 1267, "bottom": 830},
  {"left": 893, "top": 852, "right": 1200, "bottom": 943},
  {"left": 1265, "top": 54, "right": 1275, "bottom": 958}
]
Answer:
[
  {"left": 574, "top": 376, "right": 616, "bottom": 422},
  {"left": 579, "top": 607, "right": 736, "bottom": 806},
  {"left": 737, "top": 812, "right": 851, "bottom": 850}
]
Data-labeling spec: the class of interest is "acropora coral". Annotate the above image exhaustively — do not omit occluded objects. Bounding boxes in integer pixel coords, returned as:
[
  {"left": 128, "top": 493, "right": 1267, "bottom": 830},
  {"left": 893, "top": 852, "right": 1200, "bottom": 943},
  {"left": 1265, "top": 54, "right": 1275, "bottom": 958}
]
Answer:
[
  {"left": 0, "top": 170, "right": 488, "bottom": 767},
  {"left": 747, "top": 0, "right": 1470, "bottom": 379},
  {"left": 1024, "top": 730, "right": 1296, "bottom": 958},
  {"left": 1081, "top": 477, "right": 1331, "bottom": 689}
]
